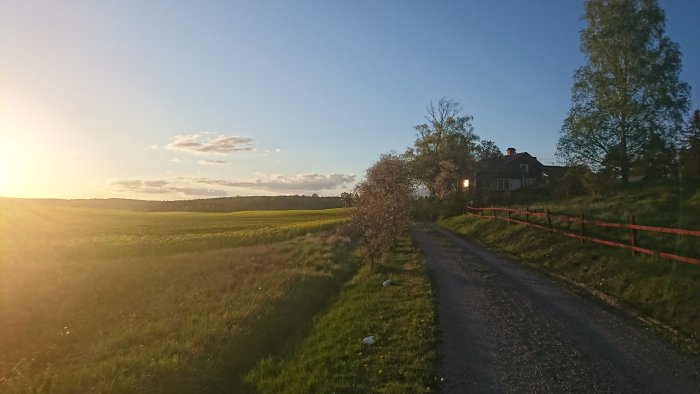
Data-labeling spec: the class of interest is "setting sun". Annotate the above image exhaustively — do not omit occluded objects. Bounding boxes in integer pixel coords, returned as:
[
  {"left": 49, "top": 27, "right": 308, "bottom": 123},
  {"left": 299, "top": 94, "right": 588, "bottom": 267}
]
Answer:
[{"left": 0, "top": 131, "right": 29, "bottom": 197}]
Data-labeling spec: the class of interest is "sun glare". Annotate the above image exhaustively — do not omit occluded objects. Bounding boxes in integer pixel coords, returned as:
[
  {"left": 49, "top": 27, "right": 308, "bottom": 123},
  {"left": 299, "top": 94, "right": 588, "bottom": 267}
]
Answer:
[{"left": 0, "top": 131, "right": 37, "bottom": 197}]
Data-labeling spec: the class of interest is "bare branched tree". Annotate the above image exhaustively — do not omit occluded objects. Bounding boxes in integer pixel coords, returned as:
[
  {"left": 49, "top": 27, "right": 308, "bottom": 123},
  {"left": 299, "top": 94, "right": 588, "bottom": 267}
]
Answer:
[{"left": 425, "top": 97, "right": 462, "bottom": 126}]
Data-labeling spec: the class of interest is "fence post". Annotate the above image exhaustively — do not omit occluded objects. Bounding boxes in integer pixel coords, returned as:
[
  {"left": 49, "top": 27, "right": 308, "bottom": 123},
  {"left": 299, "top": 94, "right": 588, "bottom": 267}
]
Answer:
[
  {"left": 492, "top": 204, "right": 496, "bottom": 219},
  {"left": 547, "top": 209, "right": 552, "bottom": 231},
  {"left": 580, "top": 213, "right": 585, "bottom": 244},
  {"left": 526, "top": 207, "right": 530, "bottom": 225},
  {"left": 629, "top": 215, "right": 637, "bottom": 257},
  {"left": 508, "top": 203, "right": 511, "bottom": 222}
]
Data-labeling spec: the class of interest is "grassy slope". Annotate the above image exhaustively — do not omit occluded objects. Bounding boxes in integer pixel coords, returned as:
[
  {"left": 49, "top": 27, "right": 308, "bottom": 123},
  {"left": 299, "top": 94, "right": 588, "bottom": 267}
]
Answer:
[
  {"left": 439, "top": 184, "right": 700, "bottom": 349},
  {"left": 247, "top": 236, "right": 437, "bottom": 393},
  {"left": 526, "top": 182, "right": 700, "bottom": 229},
  {"left": 527, "top": 182, "right": 700, "bottom": 259},
  {"left": 0, "top": 205, "right": 357, "bottom": 392}
]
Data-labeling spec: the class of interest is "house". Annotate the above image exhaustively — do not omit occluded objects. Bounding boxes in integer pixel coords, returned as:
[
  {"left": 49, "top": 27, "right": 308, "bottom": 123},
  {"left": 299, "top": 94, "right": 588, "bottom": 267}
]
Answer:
[
  {"left": 542, "top": 165, "right": 569, "bottom": 182},
  {"left": 475, "top": 148, "right": 546, "bottom": 191}
]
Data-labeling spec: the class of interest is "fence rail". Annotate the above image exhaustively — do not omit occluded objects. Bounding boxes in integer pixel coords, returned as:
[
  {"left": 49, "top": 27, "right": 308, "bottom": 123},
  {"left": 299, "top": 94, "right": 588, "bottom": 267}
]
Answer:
[{"left": 465, "top": 206, "right": 700, "bottom": 266}]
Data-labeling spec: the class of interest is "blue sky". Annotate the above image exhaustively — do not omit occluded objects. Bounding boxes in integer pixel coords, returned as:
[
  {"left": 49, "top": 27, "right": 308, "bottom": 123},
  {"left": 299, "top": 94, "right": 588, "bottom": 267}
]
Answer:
[{"left": 1, "top": 0, "right": 698, "bottom": 199}]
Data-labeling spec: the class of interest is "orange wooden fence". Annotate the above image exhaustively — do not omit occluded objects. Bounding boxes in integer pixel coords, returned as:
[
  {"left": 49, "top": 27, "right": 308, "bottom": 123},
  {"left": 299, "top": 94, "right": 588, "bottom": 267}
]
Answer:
[{"left": 465, "top": 206, "right": 700, "bottom": 266}]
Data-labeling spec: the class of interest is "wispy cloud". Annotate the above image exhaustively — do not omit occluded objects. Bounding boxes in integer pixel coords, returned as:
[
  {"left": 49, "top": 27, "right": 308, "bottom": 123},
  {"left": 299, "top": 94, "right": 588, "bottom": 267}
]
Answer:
[
  {"left": 111, "top": 172, "right": 355, "bottom": 198},
  {"left": 170, "top": 187, "right": 227, "bottom": 197},
  {"left": 111, "top": 179, "right": 227, "bottom": 197},
  {"left": 166, "top": 133, "right": 254, "bottom": 155},
  {"left": 198, "top": 159, "right": 227, "bottom": 165},
  {"left": 142, "top": 180, "right": 168, "bottom": 187},
  {"left": 113, "top": 180, "right": 143, "bottom": 189},
  {"left": 192, "top": 173, "right": 356, "bottom": 193}
]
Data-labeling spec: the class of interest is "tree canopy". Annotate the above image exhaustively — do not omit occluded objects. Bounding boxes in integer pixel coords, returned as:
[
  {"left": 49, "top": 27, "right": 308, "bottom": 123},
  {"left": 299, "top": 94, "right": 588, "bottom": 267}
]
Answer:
[
  {"left": 406, "top": 98, "right": 496, "bottom": 199},
  {"left": 476, "top": 140, "right": 503, "bottom": 162},
  {"left": 557, "top": 0, "right": 690, "bottom": 183},
  {"left": 681, "top": 110, "right": 700, "bottom": 181}
]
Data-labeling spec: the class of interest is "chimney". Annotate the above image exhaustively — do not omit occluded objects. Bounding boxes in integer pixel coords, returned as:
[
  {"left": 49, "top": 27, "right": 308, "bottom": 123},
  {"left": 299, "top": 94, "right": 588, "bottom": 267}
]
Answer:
[{"left": 507, "top": 147, "right": 516, "bottom": 156}]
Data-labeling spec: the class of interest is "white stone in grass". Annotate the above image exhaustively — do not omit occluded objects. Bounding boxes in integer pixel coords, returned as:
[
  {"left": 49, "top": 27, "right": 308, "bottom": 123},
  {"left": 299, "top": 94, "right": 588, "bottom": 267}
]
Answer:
[
  {"left": 362, "top": 336, "right": 376, "bottom": 345},
  {"left": 383, "top": 279, "right": 391, "bottom": 287}
]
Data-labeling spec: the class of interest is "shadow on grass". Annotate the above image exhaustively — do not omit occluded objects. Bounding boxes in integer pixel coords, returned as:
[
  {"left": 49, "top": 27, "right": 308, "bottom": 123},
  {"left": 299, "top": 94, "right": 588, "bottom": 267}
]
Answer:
[{"left": 155, "top": 242, "right": 361, "bottom": 394}]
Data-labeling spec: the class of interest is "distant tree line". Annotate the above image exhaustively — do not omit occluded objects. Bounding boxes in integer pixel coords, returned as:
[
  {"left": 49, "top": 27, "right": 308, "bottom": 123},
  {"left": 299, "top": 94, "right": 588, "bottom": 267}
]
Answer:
[{"left": 15, "top": 195, "right": 345, "bottom": 212}]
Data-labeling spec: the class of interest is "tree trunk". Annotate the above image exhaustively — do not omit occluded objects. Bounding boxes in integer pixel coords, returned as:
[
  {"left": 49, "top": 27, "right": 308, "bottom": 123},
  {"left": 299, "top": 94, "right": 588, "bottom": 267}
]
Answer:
[{"left": 620, "top": 120, "right": 629, "bottom": 184}]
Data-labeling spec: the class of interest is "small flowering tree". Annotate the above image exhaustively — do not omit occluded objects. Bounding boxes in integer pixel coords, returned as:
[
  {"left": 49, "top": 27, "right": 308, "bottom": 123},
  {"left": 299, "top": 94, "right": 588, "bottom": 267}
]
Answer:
[{"left": 351, "top": 153, "right": 414, "bottom": 270}]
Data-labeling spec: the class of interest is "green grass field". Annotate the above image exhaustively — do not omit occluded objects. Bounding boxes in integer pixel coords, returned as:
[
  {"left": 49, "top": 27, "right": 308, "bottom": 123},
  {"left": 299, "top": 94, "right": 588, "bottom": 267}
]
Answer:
[
  {"left": 0, "top": 203, "right": 353, "bottom": 392},
  {"left": 1, "top": 202, "right": 436, "bottom": 393},
  {"left": 0, "top": 199, "right": 347, "bottom": 261}
]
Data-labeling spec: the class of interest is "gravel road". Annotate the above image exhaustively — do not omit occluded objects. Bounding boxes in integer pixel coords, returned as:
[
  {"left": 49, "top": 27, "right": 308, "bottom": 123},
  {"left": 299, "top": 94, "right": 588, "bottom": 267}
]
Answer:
[{"left": 410, "top": 225, "right": 700, "bottom": 393}]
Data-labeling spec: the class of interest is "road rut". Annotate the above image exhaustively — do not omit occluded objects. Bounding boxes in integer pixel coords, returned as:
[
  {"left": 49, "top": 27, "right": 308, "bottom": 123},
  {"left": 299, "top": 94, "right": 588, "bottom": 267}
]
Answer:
[{"left": 410, "top": 225, "right": 700, "bottom": 393}]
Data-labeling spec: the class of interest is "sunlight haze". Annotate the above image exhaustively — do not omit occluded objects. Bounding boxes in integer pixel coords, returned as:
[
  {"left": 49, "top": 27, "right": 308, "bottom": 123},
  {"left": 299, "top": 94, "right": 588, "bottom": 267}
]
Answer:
[{"left": 1, "top": 0, "right": 698, "bottom": 199}]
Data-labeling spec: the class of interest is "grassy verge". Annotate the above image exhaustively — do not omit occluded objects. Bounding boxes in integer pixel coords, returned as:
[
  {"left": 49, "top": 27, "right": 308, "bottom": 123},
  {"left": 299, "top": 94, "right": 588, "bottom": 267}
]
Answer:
[
  {"left": 246, "top": 236, "right": 437, "bottom": 393},
  {"left": 438, "top": 214, "right": 700, "bottom": 351}
]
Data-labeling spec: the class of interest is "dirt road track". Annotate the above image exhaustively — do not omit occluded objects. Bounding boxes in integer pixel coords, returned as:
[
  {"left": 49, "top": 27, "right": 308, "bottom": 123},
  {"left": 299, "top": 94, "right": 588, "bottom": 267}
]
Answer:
[{"left": 410, "top": 225, "right": 700, "bottom": 393}]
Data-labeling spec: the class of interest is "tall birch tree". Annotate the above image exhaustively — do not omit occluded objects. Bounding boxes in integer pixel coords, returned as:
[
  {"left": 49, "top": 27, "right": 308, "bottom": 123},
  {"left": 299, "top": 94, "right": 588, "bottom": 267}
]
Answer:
[{"left": 557, "top": 0, "right": 689, "bottom": 183}]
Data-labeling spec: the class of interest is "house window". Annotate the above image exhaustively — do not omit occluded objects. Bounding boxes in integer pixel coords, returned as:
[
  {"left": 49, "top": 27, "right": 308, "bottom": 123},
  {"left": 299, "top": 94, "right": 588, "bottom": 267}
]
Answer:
[
  {"left": 520, "top": 164, "right": 529, "bottom": 172},
  {"left": 495, "top": 178, "right": 509, "bottom": 190},
  {"left": 525, "top": 177, "right": 536, "bottom": 186}
]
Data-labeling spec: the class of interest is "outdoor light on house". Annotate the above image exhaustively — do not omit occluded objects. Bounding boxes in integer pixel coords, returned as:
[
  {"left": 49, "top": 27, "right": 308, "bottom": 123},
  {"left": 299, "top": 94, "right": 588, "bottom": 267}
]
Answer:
[{"left": 476, "top": 147, "right": 552, "bottom": 191}]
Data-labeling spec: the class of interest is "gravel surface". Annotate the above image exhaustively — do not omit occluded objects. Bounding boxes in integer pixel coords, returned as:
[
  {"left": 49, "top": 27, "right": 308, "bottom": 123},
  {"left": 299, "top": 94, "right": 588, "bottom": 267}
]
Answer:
[{"left": 410, "top": 225, "right": 700, "bottom": 393}]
